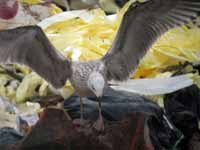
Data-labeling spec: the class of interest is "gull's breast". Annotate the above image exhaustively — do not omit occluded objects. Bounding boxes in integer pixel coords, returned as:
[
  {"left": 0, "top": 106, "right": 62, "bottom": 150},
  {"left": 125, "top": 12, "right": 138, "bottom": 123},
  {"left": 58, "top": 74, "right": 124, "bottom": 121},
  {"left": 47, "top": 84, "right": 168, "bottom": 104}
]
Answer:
[{"left": 70, "top": 62, "right": 95, "bottom": 97}]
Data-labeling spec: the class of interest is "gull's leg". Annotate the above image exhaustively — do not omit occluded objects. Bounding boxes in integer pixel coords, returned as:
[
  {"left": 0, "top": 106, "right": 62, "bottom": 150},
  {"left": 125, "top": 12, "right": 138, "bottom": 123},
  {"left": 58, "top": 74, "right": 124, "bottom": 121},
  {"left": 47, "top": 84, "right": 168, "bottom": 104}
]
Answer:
[
  {"left": 73, "top": 97, "right": 87, "bottom": 127},
  {"left": 80, "top": 97, "right": 84, "bottom": 120},
  {"left": 73, "top": 96, "right": 88, "bottom": 128},
  {"left": 93, "top": 98, "right": 104, "bottom": 131}
]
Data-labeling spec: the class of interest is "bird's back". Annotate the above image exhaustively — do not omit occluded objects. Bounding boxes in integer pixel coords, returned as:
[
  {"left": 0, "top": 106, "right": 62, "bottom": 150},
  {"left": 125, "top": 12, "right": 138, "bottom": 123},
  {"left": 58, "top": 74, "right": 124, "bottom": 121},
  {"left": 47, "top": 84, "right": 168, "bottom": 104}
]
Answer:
[{"left": 70, "top": 61, "right": 100, "bottom": 96}]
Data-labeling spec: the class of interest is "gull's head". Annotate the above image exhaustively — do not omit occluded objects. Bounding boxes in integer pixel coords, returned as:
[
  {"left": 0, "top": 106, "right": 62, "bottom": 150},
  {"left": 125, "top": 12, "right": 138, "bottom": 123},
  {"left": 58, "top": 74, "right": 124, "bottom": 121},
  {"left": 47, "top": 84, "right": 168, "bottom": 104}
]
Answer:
[{"left": 87, "top": 72, "right": 105, "bottom": 98}]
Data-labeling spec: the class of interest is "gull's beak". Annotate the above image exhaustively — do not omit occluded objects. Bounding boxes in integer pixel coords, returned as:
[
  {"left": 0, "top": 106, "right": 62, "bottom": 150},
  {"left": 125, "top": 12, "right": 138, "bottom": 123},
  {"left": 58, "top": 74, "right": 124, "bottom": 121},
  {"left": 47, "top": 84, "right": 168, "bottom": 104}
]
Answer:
[
  {"left": 97, "top": 86, "right": 105, "bottom": 98},
  {"left": 94, "top": 89, "right": 103, "bottom": 98},
  {"left": 89, "top": 82, "right": 104, "bottom": 98}
]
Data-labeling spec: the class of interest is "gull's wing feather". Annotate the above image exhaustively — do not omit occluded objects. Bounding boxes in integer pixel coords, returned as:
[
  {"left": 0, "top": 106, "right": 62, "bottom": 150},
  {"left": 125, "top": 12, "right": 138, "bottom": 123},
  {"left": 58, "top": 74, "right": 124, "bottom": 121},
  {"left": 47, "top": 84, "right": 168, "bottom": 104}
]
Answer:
[
  {"left": 103, "top": 0, "right": 200, "bottom": 81},
  {"left": 0, "top": 25, "right": 71, "bottom": 88},
  {"left": 110, "top": 75, "right": 193, "bottom": 95}
]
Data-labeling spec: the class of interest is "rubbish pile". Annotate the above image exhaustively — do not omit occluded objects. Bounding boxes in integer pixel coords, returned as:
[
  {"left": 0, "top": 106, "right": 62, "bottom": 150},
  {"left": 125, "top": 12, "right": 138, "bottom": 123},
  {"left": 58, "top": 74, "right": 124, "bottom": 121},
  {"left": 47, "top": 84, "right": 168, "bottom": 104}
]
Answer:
[{"left": 1, "top": 86, "right": 200, "bottom": 150}]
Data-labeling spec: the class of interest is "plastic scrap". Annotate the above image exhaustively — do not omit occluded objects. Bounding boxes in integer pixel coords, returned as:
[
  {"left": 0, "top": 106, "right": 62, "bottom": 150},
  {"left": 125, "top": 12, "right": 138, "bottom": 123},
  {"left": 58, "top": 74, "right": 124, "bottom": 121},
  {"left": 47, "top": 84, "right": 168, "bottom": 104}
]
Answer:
[{"left": 164, "top": 85, "right": 200, "bottom": 150}]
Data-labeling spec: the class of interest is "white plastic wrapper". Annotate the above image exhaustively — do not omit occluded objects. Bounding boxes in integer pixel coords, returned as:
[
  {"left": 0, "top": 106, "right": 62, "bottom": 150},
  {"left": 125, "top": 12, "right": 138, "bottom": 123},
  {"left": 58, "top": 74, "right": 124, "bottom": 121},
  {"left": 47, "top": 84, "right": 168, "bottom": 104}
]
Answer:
[
  {"left": 38, "top": 10, "right": 116, "bottom": 29},
  {"left": 0, "top": 97, "right": 18, "bottom": 114},
  {"left": 38, "top": 10, "right": 93, "bottom": 29},
  {"left": 111, "top": 75, "right": 193, "bottom": 95}
]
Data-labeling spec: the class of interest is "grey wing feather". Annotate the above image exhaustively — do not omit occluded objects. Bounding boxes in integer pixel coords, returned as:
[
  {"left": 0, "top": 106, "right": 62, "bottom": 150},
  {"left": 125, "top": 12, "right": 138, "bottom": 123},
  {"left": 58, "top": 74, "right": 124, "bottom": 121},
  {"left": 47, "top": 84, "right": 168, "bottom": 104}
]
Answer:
[
  {"left": 0, "top": 25, "right": 71, "bottom": 88},
  {"left": 102, "top": 0, "right": 200, "bottom": 81}
]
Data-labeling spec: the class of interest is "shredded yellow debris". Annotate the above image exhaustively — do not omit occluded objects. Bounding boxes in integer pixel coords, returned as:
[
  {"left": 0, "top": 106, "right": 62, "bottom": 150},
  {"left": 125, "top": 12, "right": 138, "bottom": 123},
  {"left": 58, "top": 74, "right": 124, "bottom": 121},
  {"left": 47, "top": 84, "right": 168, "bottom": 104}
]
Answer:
[
  {"left": 19, "top": 0, "right": 44, "bottom": 5},
  {"left": 44, "top": 9, "right": 117, "bottom": 61},
  {"left": 44, "top": 7, "right": 200, "bottom": 79}
]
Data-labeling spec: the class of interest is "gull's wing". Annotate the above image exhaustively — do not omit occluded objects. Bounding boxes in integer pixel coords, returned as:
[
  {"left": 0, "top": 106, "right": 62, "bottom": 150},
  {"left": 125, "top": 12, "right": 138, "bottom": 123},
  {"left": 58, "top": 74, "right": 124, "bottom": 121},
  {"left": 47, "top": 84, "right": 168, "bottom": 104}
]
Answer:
[
  {"left": 0, "top": 25, "right": 71, "bottom": 88},
  {"left": 102, "top": 0, "right": 200, "bottom": 81},
  {"left": 110, "top": 75, "right": 193, "bottom": 95}
]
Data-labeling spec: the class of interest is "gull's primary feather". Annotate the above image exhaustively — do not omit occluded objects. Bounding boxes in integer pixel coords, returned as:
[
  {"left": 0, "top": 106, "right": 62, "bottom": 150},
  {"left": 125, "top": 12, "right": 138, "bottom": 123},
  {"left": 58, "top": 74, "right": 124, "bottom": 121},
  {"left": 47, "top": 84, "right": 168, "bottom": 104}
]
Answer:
[
  {"left": 0, "top": 26, "right": 71, "bottom": 88},
  {"left": 103, "top": 0, "right": 200, "bottom": 81}
]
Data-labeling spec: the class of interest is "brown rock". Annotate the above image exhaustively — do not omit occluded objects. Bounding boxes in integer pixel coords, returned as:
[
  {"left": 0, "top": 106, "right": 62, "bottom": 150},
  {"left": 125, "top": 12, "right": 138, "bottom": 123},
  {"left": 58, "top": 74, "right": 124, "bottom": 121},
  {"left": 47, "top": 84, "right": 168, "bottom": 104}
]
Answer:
[{"left": 6, "top": 108, "right": 154, "bottom": 150}]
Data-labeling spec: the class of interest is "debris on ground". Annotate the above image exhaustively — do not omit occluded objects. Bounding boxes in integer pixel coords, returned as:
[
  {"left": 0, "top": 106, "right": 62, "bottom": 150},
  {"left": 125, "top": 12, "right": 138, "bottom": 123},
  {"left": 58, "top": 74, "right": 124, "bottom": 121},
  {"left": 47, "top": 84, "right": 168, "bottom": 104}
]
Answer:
[
  {"left": 0, "top": 88, "right": 182, "bottom": 150},
  {"left": 164, "top": 85, "right": 200, "bottom": 150}
]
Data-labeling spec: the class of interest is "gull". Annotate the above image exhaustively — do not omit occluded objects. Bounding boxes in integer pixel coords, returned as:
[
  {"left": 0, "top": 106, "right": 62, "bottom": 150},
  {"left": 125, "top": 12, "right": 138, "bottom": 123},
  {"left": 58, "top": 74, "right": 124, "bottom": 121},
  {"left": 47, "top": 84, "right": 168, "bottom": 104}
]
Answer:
[{"left": 0, "top": 0, "right": 200, "bottom": 130}]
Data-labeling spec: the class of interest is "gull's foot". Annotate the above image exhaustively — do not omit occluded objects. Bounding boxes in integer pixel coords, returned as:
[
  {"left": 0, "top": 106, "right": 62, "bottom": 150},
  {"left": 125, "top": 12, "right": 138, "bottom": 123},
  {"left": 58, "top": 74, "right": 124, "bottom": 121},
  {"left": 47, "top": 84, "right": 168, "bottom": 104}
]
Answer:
[
  {"left": 73, "top": 119, "right": 90, "bottom": 128},
  {"left": 93, "top": 115, "right": 104, "bottom": 132},
  {"left": 73, "top": 119, "right": 92, "bottom": 133}
]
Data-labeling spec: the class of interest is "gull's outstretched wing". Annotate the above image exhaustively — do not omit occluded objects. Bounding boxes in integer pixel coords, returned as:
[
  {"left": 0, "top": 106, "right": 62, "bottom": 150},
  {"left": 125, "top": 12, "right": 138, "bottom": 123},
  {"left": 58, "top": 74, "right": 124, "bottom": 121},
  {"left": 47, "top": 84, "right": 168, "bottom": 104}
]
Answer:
[
  {"left": 103, "top": 0, "right": 200, "bottom": 81},
  {"left": 0, "top": 25, "right": 71, "bottom": 88}
]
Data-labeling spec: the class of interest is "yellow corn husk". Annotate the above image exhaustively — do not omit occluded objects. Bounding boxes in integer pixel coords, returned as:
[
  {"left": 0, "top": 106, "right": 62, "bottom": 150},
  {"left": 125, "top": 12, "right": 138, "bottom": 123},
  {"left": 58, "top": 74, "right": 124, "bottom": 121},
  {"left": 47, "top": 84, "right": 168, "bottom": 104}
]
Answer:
[
  {"left": 49, "top": 4, "right": 63, "bottom": 15},
  {"left": 16, "top": 73, "right": 43, "bottom": 103},
  {"left": 19, "top": 0, "right": 44, "bottom": 5}
]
